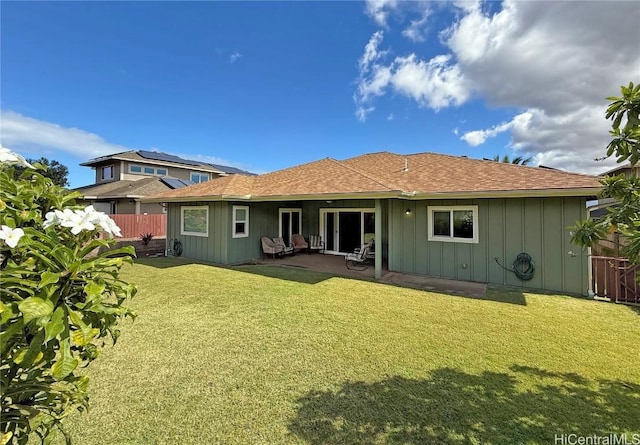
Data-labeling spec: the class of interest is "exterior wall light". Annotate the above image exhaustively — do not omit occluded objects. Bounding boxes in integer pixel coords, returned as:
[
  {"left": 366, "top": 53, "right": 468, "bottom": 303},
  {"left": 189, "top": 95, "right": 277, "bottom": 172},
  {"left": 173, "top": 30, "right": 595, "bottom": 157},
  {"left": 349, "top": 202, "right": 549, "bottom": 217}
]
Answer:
[{"left": 405, "top": 209, "right": 411, "bottom": 215}]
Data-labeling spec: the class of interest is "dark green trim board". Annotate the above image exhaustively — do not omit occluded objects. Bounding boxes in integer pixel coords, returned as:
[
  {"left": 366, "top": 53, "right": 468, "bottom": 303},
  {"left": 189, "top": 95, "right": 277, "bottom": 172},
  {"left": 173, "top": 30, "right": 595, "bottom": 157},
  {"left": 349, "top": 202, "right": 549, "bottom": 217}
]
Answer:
[{"left": 387, "top": 197, "right": 589, "bottom": 295}]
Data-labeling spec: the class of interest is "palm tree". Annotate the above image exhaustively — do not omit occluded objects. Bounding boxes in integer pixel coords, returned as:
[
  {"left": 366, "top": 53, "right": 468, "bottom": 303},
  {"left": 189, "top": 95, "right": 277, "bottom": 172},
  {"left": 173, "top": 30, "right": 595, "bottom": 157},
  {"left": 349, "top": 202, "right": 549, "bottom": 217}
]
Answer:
[{"left": 492, "top": 154, "right": 533, "bottom": 165}]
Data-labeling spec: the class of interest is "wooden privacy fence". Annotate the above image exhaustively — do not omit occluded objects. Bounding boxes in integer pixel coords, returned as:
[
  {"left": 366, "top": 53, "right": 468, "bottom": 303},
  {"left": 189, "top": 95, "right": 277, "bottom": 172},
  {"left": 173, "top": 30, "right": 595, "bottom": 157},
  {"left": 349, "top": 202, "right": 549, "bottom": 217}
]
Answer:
[
  {"left": 110, "top": 214, "right": 167, "bottom": 240},
  {"left": 591, "top": 256, "right": 639, "bottom": 305}
]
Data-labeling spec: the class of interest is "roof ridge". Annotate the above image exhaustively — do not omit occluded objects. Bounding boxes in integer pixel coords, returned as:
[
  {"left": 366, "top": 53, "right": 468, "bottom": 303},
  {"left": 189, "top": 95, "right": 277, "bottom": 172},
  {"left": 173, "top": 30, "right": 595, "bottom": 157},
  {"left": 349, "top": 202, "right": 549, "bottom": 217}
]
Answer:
[
  {"left": 327, "top": 158, "right": 397, "bottom": 191},
  {"left": 408, "top": 152, "right": 600, "bottom": 179}
]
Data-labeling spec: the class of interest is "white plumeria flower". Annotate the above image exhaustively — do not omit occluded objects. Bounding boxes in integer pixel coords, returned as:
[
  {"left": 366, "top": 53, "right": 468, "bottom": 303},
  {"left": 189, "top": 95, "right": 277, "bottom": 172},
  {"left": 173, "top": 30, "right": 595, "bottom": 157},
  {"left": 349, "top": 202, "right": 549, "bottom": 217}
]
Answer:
[
  {"left": 94, "top": 211, "right": 122, "bottom": 237},
  {"left": 58, "top": 207, "right": 95, "bottom": 235},
  {"left": 0, "top": 147, "right": 34, "bottom": 169},
  {"left": 0, "top": 225, "right": 25, "bottom": 248},
  {"left": 42, "top": 205, "right": 122, "bottom": 237},
  {"left": 43, "top": 211, "right": 61, "bottom": 229}
]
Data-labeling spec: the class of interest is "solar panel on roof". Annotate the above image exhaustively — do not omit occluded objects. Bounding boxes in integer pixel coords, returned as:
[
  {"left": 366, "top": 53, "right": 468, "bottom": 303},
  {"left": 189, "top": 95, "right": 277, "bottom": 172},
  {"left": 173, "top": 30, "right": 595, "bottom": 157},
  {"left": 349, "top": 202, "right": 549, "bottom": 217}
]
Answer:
[
  {"left": 138, "top": 150, "right": 255, "bottom": 175},
  {"left": 205, "top": 163, "right": 255, "bottom": 175},
  {"left": 161, "top": 178, "right": 196, "bottom": 189},
  {"left": 138, "top": 150, "right": 202, "bottom": 167}
]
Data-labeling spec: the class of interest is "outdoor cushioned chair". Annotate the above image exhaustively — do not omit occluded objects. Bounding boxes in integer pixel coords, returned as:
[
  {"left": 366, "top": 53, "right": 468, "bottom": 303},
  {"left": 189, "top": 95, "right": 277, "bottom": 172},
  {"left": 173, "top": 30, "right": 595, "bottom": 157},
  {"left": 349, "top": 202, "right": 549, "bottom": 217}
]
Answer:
[
  {"left": 354, "top": 239, "right": 375, "bottom": 261},
  {"left": 272, "top": 237, "right": 294, "bottom": 255},
  {"left": 345, "top": 244, "right": 371, "bottom": 270},
  {"left": 261, "top": 237, "right": 283, "bottom": 258},
  {"left": 308, "top": 235, "right": 325, "bottom": 253},
  {"left": 291, "top": 234, "right": 308, "bottom": 253}
]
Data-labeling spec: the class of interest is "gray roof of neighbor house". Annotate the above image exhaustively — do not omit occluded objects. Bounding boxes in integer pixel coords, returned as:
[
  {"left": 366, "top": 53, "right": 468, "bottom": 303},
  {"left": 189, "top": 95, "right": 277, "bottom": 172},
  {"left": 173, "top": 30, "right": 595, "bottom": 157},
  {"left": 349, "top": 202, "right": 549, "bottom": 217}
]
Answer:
[
  {"left": 144, "top": 151, "right": 603, "bottom": 203},
  {"left": 75, "top": 176, "right": 194, "bottom": 199},
  {"left": 80, "top": 150, "right": 254, "bottom": 175}
]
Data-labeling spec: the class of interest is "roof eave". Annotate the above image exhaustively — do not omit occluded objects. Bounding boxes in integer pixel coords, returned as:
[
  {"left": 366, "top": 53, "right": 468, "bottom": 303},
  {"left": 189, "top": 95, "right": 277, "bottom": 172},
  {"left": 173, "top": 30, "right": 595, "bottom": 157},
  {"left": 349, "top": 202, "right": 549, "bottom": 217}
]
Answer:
[
  {"left": 407, "top": 187, "right": 603, "bottom": 200},
  {"left": 80, "top": 156, "right": 225, "bottom": 173},
  {"left": 141, "top": 187, "right": 602, "bottom": 203},
  {"left": 141, "top": 190, "right": 400, "bottom": 203}
]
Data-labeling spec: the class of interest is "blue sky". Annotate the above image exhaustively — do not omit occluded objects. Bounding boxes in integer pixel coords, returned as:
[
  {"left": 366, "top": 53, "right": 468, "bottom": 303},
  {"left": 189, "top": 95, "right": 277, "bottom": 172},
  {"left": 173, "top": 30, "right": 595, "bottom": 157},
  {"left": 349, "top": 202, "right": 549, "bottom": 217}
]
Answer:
[{"left": 1, "top": 1, "right": 638, "bottom": 188}]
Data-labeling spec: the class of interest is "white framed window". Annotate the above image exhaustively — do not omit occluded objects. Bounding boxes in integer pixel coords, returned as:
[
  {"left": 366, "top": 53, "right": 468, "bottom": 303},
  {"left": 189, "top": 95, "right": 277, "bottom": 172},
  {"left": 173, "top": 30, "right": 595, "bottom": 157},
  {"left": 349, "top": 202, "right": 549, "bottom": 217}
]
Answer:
[
  {"left": 181, "top": 206, "right": 209, "bottom": 237},
  {"left": 191, "top": 172, "right": 210, "bottom": 183},
  {"left": 130, "top": 164, "right": 169, "bottom": 176},
  {"left": 101, "top": 165, "right": 114, "bottom": 180},
  {"left": 428, "top": 205, "right": 478, "bottom": 244},
  {"left": 232, "top": 206, "right": 249, "bottom": 238}
]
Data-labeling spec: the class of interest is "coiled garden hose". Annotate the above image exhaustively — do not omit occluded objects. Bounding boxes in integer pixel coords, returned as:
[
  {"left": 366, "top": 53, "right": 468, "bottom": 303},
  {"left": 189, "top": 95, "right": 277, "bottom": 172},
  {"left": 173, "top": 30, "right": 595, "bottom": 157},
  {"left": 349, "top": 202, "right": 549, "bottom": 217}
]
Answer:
[
  {"left": 171, "top": 239, "right": 183, "bottom": 257},
  {"left": 495, "top": 252, "right": 535, "bottom": 281}
]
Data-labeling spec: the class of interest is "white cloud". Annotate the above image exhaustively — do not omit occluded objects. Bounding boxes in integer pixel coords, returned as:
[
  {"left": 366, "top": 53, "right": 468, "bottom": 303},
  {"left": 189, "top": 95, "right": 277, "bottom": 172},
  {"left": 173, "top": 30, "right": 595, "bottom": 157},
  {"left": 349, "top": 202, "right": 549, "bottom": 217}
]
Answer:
[
  {"left": 359, "top": 31, "right": 386, "bottom": 71},
  {"left": 354, "top": 32, "right": 470, "bottom": 121},
  {"left": 355, "top": 105, "right": 375, "bottom": 123},
  {"left": 390, "top": 54, "right": 469, "bottom": 110},
  {"left": 364, "top": 0, "right": 398, "bottom": 27},
  {"left": 402, "top": 9, "right": 432, "bottom": 42},
  {"left": 387, "top": 113, "right": 395, "bottom": 121},
  {"left": 229, "top": 52, "right": 242, "bottom": 63},
  {"left": 460, "top": 118, "right": 518, "bottom": 146},
  {"left": 355, "top": 0, "right": 640, "bottom": 173},
  {"left": 0, "top": 110, "right": 131, "bottom": 158}
]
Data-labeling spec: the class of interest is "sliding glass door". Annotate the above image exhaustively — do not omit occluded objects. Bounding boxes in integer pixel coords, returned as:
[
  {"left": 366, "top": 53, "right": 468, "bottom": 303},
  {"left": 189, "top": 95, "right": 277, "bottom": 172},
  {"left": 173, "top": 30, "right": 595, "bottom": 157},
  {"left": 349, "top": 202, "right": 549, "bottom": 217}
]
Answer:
[{"left": 320, "top": 208, "right": 375, "bottom": 254}]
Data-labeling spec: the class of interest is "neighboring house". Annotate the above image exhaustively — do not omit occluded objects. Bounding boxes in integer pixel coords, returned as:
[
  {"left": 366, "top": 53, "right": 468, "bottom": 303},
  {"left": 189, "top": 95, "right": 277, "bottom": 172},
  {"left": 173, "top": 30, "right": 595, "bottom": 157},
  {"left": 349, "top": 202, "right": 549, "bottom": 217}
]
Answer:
[
  {"left": 588, "top": 163, "right": 638, "bottom": 256},
  {"left": 75, "top": 150, "right": 253, "bottom": 214},
  {"left": 144, "top": 151, "right": 602, "bottom": 295}
]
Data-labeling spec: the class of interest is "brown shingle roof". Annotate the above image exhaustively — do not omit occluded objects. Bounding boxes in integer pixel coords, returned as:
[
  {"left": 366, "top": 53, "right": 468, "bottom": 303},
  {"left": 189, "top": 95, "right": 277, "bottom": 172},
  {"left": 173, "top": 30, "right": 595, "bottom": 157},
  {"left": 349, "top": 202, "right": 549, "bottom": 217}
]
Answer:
[
  {"left": 343, "top": 152, "right": 601, "bottom": 194},
  {"left": 144, "top": 151, "right": 602, "bottom": 202}
]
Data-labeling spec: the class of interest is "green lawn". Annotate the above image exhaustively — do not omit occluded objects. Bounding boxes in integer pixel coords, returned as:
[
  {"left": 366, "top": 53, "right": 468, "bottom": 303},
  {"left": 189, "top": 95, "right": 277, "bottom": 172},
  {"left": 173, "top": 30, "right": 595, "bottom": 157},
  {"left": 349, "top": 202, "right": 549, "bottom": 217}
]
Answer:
[{"left": 61, "top": 258, "right": 639, "bottom": 445}]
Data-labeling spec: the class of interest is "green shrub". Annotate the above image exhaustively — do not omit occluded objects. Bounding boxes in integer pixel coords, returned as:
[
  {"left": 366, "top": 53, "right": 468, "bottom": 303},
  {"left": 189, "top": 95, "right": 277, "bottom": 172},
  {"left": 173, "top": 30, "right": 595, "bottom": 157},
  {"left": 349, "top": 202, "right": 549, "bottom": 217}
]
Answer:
[{"left": 0, "top": 150, "right": 137, "bottom": 444}]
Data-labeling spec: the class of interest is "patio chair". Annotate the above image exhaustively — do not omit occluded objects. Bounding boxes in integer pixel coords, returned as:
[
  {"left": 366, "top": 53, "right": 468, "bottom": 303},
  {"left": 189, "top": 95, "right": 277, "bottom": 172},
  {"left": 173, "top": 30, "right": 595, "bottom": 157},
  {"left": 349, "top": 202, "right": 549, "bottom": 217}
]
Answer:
[
  {"left": 261, "top": 237, "right": 283, "bottom": 258},
  {"left": 273, "top": 237, "right": 294, "bottom": 256},
  {"left": 291, "top": 234, "right": 308, "bottom": 253},
  {"left": 354, "top": 239, "right": 375, "bottom": 261},
  {"left": 345, "top": 244, "right": 371, "bottom": 270},
  {"left": 309, "top": 235, "right": 325, "bottom": 253}
]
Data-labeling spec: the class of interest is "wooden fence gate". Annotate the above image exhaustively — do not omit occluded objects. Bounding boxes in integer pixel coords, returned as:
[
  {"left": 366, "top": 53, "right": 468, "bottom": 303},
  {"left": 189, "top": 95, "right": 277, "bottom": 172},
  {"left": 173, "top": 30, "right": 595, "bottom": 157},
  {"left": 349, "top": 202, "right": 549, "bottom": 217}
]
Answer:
[{"left": 591, "top": 256, "right": 639, "bottom": 304}]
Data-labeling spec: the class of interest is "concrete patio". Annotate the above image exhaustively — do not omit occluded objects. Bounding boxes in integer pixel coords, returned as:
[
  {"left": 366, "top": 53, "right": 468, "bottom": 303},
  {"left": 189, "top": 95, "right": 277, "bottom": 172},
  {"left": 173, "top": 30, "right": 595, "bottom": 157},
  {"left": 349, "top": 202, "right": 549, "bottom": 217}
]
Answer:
[{"left": 258, "top": 252, "right": 487, "bottom": 298}]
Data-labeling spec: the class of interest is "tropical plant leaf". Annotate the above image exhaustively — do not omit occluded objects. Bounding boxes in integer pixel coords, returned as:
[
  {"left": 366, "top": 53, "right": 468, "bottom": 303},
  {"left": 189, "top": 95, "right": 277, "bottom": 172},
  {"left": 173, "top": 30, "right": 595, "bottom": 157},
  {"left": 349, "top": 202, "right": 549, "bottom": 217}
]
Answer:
[
  {"left": 45, "top": 307, "right": 65, "bottom": 343},
  {"left": 18, "top": 297, "right": 54, "bottom": 323},
  {"left": 51, "top": 339, "right": 79, "bottom": 380},
  {"left": 38, "top": 271, "right": 60, "bottom": 289}
]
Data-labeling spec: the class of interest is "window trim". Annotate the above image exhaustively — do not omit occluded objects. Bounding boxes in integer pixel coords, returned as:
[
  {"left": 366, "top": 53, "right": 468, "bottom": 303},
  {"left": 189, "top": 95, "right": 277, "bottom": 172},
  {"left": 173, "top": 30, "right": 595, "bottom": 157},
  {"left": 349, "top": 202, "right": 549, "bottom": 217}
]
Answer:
[
  {"left": 129, "top": 164, "right": 169, "bottom": 176},
  {"left": 190, "top": 172, "right": 210, "bottom": 183},
  {"left": 180, "top": 205, "right": 209, "bottom": 237},
  {"left": 427, "top": 205, "right": 479, "bottom": 244},
  {"left": 232, "top": 205, "right": 250, "bottom": 238},
  {"left": 101, "top": 165, "right": 114, "bottom": 180}
]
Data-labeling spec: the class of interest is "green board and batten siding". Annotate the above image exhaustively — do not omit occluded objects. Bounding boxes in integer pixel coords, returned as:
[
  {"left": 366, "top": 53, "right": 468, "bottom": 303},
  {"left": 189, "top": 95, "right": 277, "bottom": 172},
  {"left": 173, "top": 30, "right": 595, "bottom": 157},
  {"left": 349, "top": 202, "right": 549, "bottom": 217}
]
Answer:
[
  {"left": 388, "top": 197, "right": 589, "bottom": 295},
  {"left": 168, "top": 201, "right": 283, "bottom": 265},
  {"left": 167, "top": 202, "right": 229, "bottom": 264},
  {"left": 226, "top": 202, "right": 281, "bottom": 264},
  {"left": 168, "top": 196, "right": 589, "bottom": 295}
]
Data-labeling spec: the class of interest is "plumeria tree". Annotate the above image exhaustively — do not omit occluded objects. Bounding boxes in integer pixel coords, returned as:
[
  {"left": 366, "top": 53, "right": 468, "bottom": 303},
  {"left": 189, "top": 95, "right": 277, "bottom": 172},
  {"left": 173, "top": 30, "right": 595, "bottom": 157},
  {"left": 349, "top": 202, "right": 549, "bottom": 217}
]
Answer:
[
  {"left": 0, "top": 148, "right": 137, "bottom": 444},
  {"left": 571, "top": 82, "right": 640, "bottom": 265}
]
